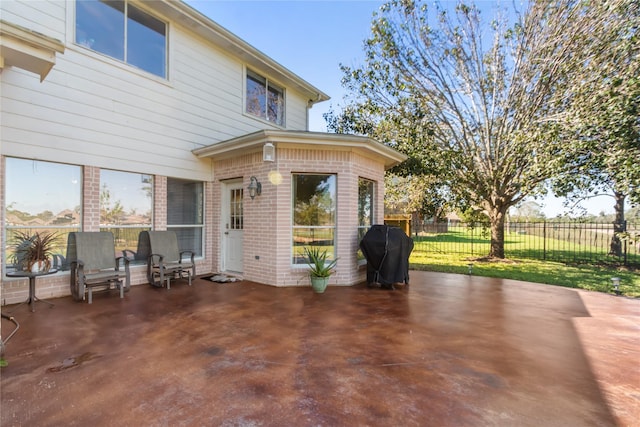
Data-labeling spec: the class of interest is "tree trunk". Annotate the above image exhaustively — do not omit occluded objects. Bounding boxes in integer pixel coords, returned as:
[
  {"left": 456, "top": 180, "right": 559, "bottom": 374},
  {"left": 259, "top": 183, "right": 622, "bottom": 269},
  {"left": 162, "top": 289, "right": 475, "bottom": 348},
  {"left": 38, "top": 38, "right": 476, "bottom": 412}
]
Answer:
[
  {"left": 488, "top": 208, "right": 507, "bottom": 258},
  {"left": 609, "top": 191, "right": 626, "bottom": 257}
]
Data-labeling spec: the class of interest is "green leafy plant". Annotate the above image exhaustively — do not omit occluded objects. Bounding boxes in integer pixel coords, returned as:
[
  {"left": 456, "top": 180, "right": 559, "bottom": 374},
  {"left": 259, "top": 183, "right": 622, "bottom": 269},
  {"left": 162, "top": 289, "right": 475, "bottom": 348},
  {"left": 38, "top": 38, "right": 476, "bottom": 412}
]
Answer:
[
  {"left": 10, "top": 230, "right": 59, "bottom": 271},
  {"left": 304, "top": 247, "right": 337, "bottom": 278}
]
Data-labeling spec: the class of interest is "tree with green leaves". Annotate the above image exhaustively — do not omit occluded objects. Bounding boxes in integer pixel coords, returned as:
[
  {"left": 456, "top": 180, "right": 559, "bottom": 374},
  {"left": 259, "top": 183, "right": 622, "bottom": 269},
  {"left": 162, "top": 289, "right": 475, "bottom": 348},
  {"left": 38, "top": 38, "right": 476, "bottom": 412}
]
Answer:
[
  {"left": 327, "top": 0, "right": 635, "bottom": 258},
  {"left": 546, "top": 0, "right": 639, "bottom": 255},
  {"left": 99, "top": 184, "right": 124, "bottom": 225}
]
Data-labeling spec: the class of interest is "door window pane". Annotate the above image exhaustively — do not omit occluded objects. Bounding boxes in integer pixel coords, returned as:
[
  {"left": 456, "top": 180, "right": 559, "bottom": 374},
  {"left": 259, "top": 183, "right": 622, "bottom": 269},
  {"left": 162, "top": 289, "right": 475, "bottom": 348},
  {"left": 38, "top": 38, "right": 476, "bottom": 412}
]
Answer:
[{"left": 229, "top": 188, "right": 243, "bottom": 230}]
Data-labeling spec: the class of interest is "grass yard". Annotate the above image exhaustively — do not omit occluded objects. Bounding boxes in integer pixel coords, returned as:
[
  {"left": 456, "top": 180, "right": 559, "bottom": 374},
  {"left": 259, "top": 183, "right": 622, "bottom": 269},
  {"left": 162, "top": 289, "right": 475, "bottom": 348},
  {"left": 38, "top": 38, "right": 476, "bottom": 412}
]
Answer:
[{"left": 410, "top": 250, "right": 640, "bottom": 298}]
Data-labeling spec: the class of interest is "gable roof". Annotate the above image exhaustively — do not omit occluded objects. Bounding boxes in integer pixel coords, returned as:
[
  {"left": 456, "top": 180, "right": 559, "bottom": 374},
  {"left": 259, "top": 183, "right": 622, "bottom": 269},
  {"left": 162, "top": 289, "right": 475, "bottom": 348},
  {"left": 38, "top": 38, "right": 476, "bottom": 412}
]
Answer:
[{"left": 146, "top": 0, "right": 330, "bottom": 106}]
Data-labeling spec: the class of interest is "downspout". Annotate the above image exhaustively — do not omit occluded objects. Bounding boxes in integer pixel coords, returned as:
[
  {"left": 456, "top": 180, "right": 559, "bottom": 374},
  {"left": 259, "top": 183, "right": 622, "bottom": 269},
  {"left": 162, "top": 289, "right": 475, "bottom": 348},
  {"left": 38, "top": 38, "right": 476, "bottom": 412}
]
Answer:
[{"left": 306, "top": 94, "right": 322, "bottom": 131}]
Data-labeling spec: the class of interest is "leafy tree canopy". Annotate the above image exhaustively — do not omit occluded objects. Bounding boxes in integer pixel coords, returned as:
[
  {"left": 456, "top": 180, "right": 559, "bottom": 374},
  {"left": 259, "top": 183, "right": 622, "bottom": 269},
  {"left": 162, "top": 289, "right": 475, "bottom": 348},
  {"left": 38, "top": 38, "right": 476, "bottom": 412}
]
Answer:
[{"left": 326, "top": 0, "right": 637, "bottom": 258}]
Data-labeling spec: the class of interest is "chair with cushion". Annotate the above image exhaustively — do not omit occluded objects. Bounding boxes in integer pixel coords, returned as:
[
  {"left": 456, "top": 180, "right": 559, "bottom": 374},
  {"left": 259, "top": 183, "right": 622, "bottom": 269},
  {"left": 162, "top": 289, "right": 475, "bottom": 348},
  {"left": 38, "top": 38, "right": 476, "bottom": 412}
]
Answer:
[
  {"left": 66, "top": 232, "right": 130, "bottom": 304},
  {"left": 139, "top": 231, "right": 195, "bottom": 289}
]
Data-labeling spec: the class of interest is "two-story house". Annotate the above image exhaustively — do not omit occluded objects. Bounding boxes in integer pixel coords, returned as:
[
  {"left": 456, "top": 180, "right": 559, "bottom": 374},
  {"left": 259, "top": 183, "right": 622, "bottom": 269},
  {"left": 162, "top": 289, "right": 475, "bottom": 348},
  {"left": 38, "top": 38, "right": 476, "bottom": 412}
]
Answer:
[{"left": 0, "top": 0, "right": 406, "bottom": 304}]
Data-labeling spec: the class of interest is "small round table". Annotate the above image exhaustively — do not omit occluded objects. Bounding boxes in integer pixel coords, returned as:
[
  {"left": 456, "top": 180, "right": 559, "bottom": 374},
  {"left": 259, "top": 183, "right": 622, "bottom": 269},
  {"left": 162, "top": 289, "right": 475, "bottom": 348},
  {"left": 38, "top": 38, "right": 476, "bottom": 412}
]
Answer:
[{"left": 5, "top": 269, "right": 58, "bottom": 312}]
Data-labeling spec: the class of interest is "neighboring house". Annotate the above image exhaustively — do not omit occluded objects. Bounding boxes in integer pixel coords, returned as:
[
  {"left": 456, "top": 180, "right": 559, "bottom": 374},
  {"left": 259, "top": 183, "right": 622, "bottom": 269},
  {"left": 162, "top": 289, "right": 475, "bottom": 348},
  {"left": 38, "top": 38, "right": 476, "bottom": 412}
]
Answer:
[{"left": 0, "top": 0, "right": 406, "bottom": 304}]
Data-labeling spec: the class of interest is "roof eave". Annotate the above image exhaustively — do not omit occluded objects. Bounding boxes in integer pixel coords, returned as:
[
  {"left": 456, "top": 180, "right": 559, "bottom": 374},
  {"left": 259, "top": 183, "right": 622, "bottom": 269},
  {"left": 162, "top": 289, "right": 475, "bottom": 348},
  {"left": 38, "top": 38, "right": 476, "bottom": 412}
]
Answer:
[
  {"left": 148, "top": 0, "right": 330, "bottom": 105},
  {"left": 192, "top": 130, "right": 407, "bottom": 170}
]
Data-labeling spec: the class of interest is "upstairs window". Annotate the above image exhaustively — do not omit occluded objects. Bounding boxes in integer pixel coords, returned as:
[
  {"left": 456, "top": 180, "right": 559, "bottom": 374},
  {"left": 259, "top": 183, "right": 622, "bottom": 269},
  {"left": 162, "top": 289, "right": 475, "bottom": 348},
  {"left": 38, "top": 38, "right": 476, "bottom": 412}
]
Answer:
[
  {"left": 246, "top": 69, "right": 285, "bottom": 126},
  {"left": 76, "top": 0, "right": 167, "bottom": 78}
]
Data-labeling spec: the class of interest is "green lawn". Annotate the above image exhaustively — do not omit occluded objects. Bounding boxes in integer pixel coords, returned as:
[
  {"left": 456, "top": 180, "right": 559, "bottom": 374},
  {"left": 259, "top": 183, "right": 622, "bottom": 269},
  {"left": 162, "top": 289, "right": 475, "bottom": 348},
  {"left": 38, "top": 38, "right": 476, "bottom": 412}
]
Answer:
[{"left": 410, "top": 250, "right": 640, "bottom": 298}]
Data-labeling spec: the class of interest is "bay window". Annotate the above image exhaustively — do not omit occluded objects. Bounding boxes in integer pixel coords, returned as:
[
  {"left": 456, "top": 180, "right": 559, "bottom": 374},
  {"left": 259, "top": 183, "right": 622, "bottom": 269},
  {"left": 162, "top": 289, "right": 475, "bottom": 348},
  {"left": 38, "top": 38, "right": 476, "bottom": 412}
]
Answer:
[
  {"left": 292, "top": 174, "right": 336, "bottom": 265},
  {"left": 357, "top": 178, "right": 375, "bottom": 263}
]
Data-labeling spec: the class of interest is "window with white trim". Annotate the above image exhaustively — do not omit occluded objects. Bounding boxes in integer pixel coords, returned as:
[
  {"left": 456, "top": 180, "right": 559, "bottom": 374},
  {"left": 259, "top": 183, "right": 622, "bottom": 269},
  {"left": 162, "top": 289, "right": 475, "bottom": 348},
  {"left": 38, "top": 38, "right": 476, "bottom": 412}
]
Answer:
[
  {"left": 75, "top": 0, "right": 167, "bottom": 78},
  {"left": 246, "top": 69, "right": 285, "bottom": 126},
  {"left": 292, "top": 174, "right": 336, "bottom": 265},
  {"left": 4, "top": 158, "right": 82, "bottom": 271},
  {"left": 167, "top": 178, "right": 204, "bottom": 257},
  {"left": 357, "top": 178, "right": 375, "bottom": 263},
  {"left": 100, "top": 169, "right": 152, "bottom": 262}
]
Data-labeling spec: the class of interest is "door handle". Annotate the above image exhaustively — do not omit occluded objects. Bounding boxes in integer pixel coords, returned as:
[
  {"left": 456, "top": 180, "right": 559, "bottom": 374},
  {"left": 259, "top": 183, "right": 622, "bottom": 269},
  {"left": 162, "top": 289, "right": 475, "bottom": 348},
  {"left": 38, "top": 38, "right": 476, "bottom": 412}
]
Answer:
[{"left": 224, "top": 231, "right": 229, "bottom": 235}]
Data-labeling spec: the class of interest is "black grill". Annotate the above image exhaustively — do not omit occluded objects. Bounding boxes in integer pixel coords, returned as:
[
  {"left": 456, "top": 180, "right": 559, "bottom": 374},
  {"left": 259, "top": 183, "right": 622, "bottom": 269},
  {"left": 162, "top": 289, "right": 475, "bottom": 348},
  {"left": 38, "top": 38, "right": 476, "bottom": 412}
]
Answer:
[{"left": 360, "top": 225, "right": 414, "bottom": 289}]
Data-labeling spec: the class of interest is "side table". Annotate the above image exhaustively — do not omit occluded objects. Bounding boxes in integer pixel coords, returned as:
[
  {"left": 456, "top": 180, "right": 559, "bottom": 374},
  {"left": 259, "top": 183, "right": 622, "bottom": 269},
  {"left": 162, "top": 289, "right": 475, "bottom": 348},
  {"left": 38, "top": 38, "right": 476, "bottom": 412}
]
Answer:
[{"left": 5, "top": 269, "right": 59, "bottom": 312}]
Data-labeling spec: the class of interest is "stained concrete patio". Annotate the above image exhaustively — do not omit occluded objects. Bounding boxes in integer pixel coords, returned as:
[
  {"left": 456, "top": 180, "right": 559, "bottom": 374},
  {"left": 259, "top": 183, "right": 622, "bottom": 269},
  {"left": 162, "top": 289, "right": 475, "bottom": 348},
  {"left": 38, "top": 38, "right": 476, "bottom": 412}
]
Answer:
[{"left": 1, "top": 271, "right": 638, "bottom": 426}]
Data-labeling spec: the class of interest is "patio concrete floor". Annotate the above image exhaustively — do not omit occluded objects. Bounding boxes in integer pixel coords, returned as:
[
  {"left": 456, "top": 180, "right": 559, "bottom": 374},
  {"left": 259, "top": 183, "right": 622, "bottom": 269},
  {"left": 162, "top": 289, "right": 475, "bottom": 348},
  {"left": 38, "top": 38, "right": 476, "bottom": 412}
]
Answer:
[{"left": 1, "top": 271, "right": 638, "bottom": 426}]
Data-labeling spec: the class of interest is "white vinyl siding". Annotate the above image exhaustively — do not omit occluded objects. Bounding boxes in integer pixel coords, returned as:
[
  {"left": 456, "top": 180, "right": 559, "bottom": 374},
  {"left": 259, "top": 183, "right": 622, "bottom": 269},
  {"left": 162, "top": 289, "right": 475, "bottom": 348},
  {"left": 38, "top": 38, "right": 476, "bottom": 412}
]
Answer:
[
  {"left": 0, "top": 0, "right": 311, "bottom": 183},
  {"left": 0, "top": 0, "right": 66, "bottom": 41}
]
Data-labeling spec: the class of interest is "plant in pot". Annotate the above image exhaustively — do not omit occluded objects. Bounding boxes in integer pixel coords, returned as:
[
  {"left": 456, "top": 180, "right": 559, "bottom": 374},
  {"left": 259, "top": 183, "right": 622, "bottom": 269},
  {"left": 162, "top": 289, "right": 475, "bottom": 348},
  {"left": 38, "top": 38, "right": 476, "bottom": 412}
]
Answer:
[
  {"left": 304, "top": 246, "right": 337, "bottom": 293},
  {"left": 10, "top": 230, "right": 59, "bottom": 273}
]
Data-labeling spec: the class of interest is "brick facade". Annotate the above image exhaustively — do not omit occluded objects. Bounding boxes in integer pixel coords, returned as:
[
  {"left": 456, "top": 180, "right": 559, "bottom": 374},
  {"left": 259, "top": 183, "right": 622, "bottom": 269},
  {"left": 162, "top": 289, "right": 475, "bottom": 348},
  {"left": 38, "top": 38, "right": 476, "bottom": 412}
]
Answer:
[
  {"left": 2, "top": 134, "right": 401, "bottom": 304},
  {"left": 212, "top": 144, "right": 386, "bottom": 287}
]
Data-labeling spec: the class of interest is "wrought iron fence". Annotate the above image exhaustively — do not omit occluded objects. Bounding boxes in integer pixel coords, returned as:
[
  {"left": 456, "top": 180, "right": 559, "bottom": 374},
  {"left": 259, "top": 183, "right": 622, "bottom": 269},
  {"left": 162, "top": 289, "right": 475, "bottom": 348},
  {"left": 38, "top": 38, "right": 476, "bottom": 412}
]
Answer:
[{"left": 412, "top": 220, "right": 640, "bottom": 267}]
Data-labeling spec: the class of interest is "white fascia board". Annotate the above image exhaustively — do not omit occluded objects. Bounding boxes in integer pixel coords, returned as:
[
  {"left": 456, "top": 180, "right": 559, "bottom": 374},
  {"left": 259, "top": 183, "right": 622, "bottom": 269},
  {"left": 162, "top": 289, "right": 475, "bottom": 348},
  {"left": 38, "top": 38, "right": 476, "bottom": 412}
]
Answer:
[
  {"left": 0, "top": 20, "right": 65, "bottom": 82},
  {"left": 192, "top": 130, "right": 408, "bottom": 170},
  {"left": 147, "top": 0, "right": 330, "bottom": 105}
]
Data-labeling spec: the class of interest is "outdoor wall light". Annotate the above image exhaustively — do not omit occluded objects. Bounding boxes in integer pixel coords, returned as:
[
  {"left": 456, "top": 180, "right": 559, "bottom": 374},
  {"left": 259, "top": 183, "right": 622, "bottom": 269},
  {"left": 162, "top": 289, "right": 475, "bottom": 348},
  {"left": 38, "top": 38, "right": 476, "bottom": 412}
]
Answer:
[
  {"left": 263, "top": 142, "right": 275, "bottom": 162},
  {"left": 611, "top": 277, "right": 621, "bottom": 295},
  {"left": 248, "top": 176, "right": 262, "bottom": 199}
]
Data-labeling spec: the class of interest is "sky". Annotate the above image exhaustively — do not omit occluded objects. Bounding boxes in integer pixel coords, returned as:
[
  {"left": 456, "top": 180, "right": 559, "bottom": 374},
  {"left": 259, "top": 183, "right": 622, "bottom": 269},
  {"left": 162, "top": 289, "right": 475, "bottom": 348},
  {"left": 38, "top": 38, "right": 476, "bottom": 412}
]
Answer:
[
  {"left": 184, "top": 0, "right": 623, "bottom": 218},
  {"left": 185, "top": 0, "right": 382, "bottom": 132}
]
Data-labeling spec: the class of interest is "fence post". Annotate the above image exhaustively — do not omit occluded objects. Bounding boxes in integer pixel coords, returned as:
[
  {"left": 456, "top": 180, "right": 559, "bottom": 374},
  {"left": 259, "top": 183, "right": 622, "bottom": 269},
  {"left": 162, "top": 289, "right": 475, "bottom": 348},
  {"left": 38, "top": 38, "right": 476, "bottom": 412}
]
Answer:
[
  {"left": 623, "top": 220, "right": 628, "bottom": 266},
  {"left": 543, "top": 221, "right": 547, "bottom": 261}
]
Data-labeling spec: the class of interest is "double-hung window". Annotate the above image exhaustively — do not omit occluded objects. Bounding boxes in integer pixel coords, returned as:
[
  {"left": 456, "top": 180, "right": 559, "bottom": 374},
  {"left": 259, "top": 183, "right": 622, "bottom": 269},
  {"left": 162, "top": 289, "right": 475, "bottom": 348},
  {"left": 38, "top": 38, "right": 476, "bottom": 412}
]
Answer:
[
  {"left": 5, "top": 158, "right": 82, "bottom": 271},
  {"left": 75, "top": 0, "right": 167, "bottom": 78},
  {"left": 167, "top": 178, "right": 204, "bottom": 257},
  {"left": 292, "top": 174, "right": 336, "bottom": 265},
  {"left": 246, "top": 69, "right": 285, "bottom": 126}
]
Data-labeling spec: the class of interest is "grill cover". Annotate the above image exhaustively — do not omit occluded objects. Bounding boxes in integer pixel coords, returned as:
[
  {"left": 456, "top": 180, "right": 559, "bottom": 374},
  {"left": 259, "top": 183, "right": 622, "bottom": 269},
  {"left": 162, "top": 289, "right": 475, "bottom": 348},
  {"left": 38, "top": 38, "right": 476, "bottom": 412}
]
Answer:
[{"left": 360, "top": 225, "right": 414, "bottom": 289}]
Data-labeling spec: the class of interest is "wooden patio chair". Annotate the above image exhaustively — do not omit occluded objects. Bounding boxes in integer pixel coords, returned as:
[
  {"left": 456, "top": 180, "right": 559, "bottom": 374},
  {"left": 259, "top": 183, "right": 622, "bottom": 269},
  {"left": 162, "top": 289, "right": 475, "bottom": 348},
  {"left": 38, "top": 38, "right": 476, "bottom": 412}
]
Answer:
[
  {"left": 139, "top": 231, "right": 195, "bottom": 289},
  {"left": 66, "top": 232, "right": 130, "bottom": 304}
]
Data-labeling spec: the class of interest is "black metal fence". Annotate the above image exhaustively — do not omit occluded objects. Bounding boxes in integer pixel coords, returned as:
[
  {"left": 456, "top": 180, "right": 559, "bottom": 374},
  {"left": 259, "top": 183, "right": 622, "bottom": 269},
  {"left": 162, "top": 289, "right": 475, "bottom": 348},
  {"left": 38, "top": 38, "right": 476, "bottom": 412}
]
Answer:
[{"left": 412, "top": 220, "right": 640, "bottom": 267}]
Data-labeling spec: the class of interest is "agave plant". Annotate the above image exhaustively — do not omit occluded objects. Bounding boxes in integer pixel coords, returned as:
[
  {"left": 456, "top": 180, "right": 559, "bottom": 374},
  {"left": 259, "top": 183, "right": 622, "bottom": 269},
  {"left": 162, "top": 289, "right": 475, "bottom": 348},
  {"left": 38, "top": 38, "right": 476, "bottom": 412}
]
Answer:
[
  {"left": 303, "top": 246, "right": 337, "bottom": 278},
  {"left": 10, "top": 230, "right": 59, "bottom": 272}
]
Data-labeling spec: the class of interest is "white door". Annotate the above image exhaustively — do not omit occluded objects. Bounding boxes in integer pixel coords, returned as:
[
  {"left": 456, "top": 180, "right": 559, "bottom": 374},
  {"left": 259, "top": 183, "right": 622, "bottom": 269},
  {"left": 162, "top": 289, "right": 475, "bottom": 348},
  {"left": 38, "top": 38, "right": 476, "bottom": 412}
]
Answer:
[{"left": 222, "top": 180, "right": 244, "bottom": 273}]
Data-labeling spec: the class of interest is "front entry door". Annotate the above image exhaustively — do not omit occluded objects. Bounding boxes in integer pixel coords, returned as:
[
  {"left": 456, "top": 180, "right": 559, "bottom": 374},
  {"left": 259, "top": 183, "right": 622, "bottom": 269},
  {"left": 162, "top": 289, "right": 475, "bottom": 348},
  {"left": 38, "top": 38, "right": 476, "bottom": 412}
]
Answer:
[{"left": 222, "top": 180, "right": 244, "bottom": 273}]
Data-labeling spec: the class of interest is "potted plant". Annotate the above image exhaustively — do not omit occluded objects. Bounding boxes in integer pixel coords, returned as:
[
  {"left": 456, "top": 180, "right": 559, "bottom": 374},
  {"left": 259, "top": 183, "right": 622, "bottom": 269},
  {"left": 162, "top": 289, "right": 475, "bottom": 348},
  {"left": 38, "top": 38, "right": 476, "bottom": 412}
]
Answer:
[
  {"left": 10, "top": 230, "right": 59, "bottom": 273},
  {"left": 304, "top": 246, "right": 337, "bottom": 293}
]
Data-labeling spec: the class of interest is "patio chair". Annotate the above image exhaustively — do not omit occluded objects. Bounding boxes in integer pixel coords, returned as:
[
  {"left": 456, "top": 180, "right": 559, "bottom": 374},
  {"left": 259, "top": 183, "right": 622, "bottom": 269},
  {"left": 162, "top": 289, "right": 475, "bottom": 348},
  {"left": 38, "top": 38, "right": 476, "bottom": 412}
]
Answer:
[
  {"left": 139, "top": 231, "right": 195, "bottom": 289},
  {"left": 66, "top": 232, "right": 130, "bottom": 304}
]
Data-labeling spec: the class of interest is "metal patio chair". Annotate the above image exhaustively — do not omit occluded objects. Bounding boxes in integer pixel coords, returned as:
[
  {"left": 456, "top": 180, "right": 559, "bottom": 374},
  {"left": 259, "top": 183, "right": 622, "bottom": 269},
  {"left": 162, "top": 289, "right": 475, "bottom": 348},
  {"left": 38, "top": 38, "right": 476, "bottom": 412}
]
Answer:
[
  {"left": 66, "top": 232, "right": 130, "bottom": 304},
  {"left": 139, "top": 231, "right": 195, "bottom": 289}
]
